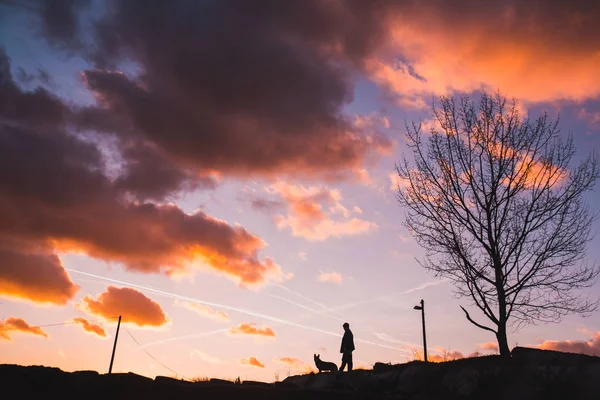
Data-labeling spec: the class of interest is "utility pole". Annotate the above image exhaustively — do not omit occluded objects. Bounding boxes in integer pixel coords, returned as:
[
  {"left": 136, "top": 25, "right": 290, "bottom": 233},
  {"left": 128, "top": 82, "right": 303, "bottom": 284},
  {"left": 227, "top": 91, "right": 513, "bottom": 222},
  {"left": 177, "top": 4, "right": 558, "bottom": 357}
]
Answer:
[
  {"left": 108, "top": 315, "right": 122, "bottom": 374},
  {"left": 413, "top": 299, "right": 428, "bottom": 362}
]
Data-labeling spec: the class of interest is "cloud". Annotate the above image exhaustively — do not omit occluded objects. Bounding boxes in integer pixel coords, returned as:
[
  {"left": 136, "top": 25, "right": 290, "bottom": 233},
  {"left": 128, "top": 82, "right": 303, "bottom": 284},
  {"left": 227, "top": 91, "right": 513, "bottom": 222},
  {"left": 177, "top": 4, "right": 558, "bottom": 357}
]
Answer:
[
  {"left": 0, "top": 49, "right": 286, "bottom": 289},
  {"left": 389, "top": 172, "right": 410, "bottom": 192},
  {"left": 248, "top": 197, "right": 286, "bottom": 213},
  {"left": 189, "top": 349, "right": 223, "bottom": 364},
  {"left": 0, "top": 317, "right": 48, "bottom": 341},
  {"left": 64, "top": 1, "right": 391, "bottom": 182},
  {"left": 0, "top": 249, "right": 79, "bottom": 305},
  {"left": 318, "top": 271, "right": 343, "bottom": 285},
  {"left": 578, "top": 108, "right": 600, "bottom": 131},
  {"left": 77, "top": 286, "right": 168, "bottom": 327},
  {"left": 274, "top": 357, "right": 314, "bottom": 373},
  {"left": 72, "top": 317, "right": 107, "bottom": 338},
  {"left": 174, "top": 300, "right": 230, "bottom": 322},
  {"left": 424, "top": 347, "right": 465, "bottom": 363},
  {"left": 241, "top": 357, "right": 265, "bottom": 369},
  {"left": 34, "top": 0, "right": 91, "bottom": 51},
  {"left": 0, "top": 49, "right": 67, "bottom": 129},
  {"left": 536, "top": 331, "right": 600, "bottom": 356},
  {"left": 10, "top": 1, "right": 600, "bottom": 205},
  {"left": 112, "top": 141, "right": 218, "bottom": 202},
  {"left": 228, "top": 322, "right": 276, "bottom": 338},
  {"left": 365, "top": 1, "right": 600, "bottom": 106},
  {"left": 478, "top": 342, "right": 499, "bottom": 353},
  {"left": 268, "top": 182, "right": 378, "bottom": 241}
]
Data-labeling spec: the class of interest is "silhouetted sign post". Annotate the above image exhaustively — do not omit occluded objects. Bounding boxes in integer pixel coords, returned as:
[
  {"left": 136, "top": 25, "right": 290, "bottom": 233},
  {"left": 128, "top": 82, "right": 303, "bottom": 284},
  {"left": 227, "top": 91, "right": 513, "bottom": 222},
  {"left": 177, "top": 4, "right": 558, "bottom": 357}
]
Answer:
[
  {"left": 108, "top": 315, "right": 122, "bottom": 374},
  {"left": 413, "top": 299, "right": 428, "bottom": 362}
]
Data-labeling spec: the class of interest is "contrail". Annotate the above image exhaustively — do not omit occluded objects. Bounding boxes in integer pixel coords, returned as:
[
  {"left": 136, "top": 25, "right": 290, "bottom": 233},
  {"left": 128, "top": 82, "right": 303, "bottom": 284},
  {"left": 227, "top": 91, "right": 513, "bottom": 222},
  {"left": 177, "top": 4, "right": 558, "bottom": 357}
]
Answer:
[
  {"left": 320, "top": 279, "right": 450, "bottom": 314},
  {"left": 267, "top": 283, "right": 329, "bottom": 310},
  {"left": 142, "top": 329, "right": 229, "bottom": 348},
  {"left": 267, "top": 280, "right": 448, "bottom": 319},
  {"left": 66, "top": 268, "right": 412, "bottom": 354},
  {"left": 267, "top": 294, "right": 345, "bottom": 322}
]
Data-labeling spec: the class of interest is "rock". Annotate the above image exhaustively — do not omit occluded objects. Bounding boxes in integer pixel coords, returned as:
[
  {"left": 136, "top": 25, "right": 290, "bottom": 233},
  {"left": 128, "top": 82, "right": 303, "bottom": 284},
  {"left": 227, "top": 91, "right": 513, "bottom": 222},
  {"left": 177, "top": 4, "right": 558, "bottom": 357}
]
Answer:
[
  {"left": 441, "top": 366, "right": 480, "bottom": 396},
  {"left": 154, "top": 375, "right": 192, "bottom": 386},
  {"left": 242, "top": 380, "right": 272, "bottom": 387},
  {"left": 209, "top": 378, "right": 236, "bottom": 385}
]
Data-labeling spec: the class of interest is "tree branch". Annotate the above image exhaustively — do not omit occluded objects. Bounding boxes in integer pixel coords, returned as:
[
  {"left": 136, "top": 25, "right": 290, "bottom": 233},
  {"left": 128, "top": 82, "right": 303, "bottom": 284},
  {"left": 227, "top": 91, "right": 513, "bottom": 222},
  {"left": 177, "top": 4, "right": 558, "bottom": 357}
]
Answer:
[{"left": 460, "top": 305, "right": 497, "bottom": 334}]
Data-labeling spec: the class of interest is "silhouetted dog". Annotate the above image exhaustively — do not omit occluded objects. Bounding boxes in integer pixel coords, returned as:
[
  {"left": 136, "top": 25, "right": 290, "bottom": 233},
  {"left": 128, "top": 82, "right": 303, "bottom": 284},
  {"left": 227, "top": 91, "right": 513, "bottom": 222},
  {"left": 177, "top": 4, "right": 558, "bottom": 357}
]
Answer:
[{"left": 314, "top": 354, "right": 338, "bottom": 372}]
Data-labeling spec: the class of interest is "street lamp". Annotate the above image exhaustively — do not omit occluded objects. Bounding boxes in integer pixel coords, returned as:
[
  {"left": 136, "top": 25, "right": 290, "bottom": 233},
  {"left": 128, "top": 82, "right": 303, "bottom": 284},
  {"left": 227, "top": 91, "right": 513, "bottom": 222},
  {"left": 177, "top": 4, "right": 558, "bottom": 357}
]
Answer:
[{"left": 413, "top": 299, "right": 428, "bottom": 362}]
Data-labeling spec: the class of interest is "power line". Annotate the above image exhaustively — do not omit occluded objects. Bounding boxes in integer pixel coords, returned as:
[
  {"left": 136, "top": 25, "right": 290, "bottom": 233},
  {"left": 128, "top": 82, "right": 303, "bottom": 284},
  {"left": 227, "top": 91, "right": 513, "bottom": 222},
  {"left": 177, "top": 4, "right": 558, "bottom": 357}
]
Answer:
[
  {"left": 123, "top": 327, "right": 189, "bottom": 380},
  {"left": 0, "top": 316, "right": 120, "bottom": 331},
  {"left": 1, "top": 314, "right": 188, "bottom": 380}
]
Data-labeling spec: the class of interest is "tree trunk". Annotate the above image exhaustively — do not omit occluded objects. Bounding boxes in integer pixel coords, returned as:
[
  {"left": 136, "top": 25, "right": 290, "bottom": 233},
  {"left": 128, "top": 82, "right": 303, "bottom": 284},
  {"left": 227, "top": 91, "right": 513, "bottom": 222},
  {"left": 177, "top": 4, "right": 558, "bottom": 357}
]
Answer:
[
  {"left": 495, "top": 321, "right": 510, "bottom": 358},
  {"left": 496, "top": 284, "right": 511, "bottom": 358}
]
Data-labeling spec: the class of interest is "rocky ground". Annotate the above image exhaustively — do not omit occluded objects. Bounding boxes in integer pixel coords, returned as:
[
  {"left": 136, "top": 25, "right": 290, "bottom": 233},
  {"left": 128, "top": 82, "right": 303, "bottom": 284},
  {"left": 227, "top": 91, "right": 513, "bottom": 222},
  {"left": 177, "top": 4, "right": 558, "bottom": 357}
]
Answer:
[{"left": 2, "top": 347, "right": 599, "bottom": 399}]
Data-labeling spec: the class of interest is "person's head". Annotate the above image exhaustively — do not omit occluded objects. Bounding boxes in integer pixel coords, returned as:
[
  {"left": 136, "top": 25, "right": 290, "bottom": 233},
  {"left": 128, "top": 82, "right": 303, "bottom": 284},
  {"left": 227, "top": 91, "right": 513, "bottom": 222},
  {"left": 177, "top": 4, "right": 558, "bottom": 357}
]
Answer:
[{"left": 343, "top": 322, "right": 349, "bottom": 330}]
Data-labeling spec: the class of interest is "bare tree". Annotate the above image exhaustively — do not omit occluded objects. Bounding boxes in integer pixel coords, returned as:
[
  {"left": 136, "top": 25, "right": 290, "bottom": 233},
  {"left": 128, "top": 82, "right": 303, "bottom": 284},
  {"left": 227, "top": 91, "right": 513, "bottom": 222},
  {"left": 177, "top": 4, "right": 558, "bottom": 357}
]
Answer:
[{"left": 395, "top": 92, "right": 600, "bottom": 358}]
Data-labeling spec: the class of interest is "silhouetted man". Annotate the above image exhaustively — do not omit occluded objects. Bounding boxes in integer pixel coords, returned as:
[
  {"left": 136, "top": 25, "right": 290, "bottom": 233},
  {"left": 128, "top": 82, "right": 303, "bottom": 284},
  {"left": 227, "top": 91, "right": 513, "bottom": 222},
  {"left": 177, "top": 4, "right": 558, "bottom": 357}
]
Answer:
[{"left": 340, "top": 322, "right": 354, "bottom": 371}]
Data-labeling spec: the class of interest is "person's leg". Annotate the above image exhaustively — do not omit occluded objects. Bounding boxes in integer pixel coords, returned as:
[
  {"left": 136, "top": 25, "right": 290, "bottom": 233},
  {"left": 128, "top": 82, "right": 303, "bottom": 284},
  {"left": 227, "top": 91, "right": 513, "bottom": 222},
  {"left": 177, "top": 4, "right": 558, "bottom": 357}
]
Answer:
[
  {"left": 341, "top": 353, "right": 351, "bottom": 372},
  {"left": 340, "top": 353, "right": 348, "bottom": 372},
  {"left": 340, "top": 355, "right": 347, "bottom": 372}
]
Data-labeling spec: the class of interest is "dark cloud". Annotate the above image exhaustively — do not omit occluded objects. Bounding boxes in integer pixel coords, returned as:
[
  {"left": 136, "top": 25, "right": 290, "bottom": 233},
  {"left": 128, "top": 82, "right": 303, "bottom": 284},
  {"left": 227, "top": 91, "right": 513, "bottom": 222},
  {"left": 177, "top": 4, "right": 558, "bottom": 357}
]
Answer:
[
  {"left": 249, "top": 198, "right": 286, "bottom": 213},
  {"left": 15, "top": 67, "right": 52, "bottom": 86},
  {"left": 0, "top": 49, "right": 67, "bottom": 129},
  {"left": 8, "top": 1, "right": 400, "bottom": 184},
  {"left": 16, "top": 67, "right": 35, "bottom": 84},
  {"left": 0, "top": 124, "right": 286, "bottom": 284},
  {"left": 66, "top": 0, "right": 391, "bottom": 180},
  {"left": 37, "top": 0, "right": 91, "bottom": 50},
  {"left": 0, "top": 50, "right": 286, "bottom": 287},
  {"left": 113, "top": 141, "right": 218, "bottom": 202}
]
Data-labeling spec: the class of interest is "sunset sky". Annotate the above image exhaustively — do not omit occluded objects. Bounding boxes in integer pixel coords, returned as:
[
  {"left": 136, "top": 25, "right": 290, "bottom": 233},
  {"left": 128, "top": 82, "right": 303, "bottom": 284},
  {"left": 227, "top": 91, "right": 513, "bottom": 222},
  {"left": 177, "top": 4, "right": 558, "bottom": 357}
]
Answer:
[{"left": 1, "top": 0, "right": 600, "bottom": 382}]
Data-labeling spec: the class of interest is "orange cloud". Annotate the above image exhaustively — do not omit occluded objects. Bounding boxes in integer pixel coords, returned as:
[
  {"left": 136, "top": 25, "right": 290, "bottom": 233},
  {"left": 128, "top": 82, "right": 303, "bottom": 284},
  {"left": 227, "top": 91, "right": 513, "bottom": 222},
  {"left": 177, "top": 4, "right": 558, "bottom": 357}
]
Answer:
[
  {"left": 412, "top": 347, "right": 465, "bottom": 363},
  {"left": 228, "top": 322, "right": 276, "bottom": 338},
  {"left": 0, "top": 317, "right": 48, "bottom": 341},
  {"left": 318, "top": 271, "right": 343, "bottom": 285},
  {"left": 78, "top": 286, "right": 168, "bottom": 327},
  {"left": 174, "top": 300, "right": 230, "bottom": 322},
  {"left": 367, "top": 2, "right": 600, "bottom": 105},
  {"left": 274, "top": 357, "right": 314, "bottom": 373},
  {"left": 268, "top": 182, "right": 377, "bottom": 241},
  {"left": 536, "top": 331, "right": 600, "bottom": 356},
  {"left": 0, "top": 120, "right": 287, "bottom": 289},
  {"left": 72, "top": 317, "right": 107, "bottom": 338},
  {"left": 478, "top": 342, "right": 499, "bottom": 353},
  {"left": 0, "top": 249, "right": 79, "bottom": 305},
  {"left": 47, "top": 204, "right": 288, "bottom": 287},
  {"left": 241, "top": 357, "right": 265, "bottom": 368}
]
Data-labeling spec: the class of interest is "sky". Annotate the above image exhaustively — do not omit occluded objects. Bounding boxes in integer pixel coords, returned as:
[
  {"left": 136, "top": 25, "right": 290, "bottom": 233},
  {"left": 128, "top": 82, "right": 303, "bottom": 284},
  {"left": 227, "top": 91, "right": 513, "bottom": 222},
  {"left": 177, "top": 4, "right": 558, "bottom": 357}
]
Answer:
[{"left": 1, "top": 0, "right": 600, "bottom": 382}]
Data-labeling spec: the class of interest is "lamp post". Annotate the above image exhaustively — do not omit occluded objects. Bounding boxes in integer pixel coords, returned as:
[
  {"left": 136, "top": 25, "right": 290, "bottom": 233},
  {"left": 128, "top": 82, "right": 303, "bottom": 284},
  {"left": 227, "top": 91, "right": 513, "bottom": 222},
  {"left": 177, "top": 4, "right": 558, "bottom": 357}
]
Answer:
[{"left": 413, "top": 299, "right": 428, "bottom": 362}]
